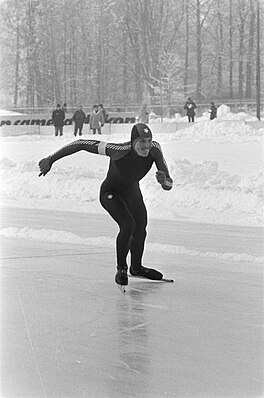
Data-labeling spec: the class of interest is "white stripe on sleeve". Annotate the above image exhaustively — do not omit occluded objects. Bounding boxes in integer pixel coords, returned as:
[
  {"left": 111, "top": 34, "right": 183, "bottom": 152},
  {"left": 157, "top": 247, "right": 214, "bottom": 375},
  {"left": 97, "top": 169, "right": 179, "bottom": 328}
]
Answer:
[{"left": 98, "top": 141, "right": 107, "bottom": 156}]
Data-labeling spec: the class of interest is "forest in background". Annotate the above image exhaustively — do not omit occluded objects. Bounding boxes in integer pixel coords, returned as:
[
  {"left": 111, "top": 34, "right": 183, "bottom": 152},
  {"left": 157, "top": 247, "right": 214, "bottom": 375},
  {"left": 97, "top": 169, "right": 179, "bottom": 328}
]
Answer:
[{"left": 0, "top": 0, "right": 263, "bottom": 110}]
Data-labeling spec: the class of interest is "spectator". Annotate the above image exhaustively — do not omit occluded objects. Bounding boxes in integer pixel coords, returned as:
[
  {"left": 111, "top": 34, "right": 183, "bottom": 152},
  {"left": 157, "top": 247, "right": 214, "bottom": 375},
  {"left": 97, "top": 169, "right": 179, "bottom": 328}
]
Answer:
[
  {"left": 149, "top": 109, "right": 158, "bottom": 120},
  {"left": 52, "top": 104, "right": 65, "bottom": 136},
  {"left": 72, "top": 105, "right": 86, "bottom": 136},
  {"left": 62, "top": 103, "right": 67, "bottom": 113},
  {"left": 98, "top": 104, "right": 107, "bottom": 124},
  {"left": 139, "top": 104, "right": 149, "bottom": 124},
  {"left": 90, "top": 105, "right": 104, "bottom": 134},
  {"left": 184, "top": 97, "right": 197, "bottom": 122},
  {"left": 209, "top": 102, "right": 217, "bottom": 120}
]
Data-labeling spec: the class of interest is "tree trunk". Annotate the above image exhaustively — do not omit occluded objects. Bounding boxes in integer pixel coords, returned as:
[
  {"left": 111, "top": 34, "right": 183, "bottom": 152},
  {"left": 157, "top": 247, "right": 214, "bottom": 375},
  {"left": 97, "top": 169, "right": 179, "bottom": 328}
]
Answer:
[
  {"left": 229, "top": 0, "right": 234, "bottom": 98},
  {"left": 122, "top": 23, "right": 128, "bottom": 106},
  {"left": 14, "top": 0, "right": 20, "bottom": 107},
  {"left": 184, "top": 0, "right": 189, "bottom": 96},
  {"left": 63, "top": 0, "right": 67, "bottom": 104},
  {"left": 238, "top": 1, "right": 246, "bottom": 98},
  {"left": 50, "top": 22, "right": 61, "bottom": 102},
  {"left": 196, "top": 0, "right": 202, "bottom": 100},
  {"left": 245, "top": 0, "right": 255, "bottom": 98},
  {"left": 216, "top": 0, "right": 224, "bottom": 96},
  {"left": 26, "top": 0, "right": 35, "bottom": 108},
  {"left": 69, "top": 25, "right": 77, "bottom": 105}
]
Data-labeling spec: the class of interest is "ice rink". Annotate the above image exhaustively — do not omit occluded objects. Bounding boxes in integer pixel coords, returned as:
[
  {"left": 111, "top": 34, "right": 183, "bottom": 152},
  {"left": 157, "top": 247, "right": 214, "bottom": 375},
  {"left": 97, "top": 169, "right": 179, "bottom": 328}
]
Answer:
[{"left": 1, "top": 207, "right": 263, "bottom": 397}]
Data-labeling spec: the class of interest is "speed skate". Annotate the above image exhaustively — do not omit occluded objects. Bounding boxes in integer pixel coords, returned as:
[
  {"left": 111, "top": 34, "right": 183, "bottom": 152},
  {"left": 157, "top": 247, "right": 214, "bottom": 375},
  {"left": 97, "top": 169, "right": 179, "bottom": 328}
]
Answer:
[{"left": 129, "top": 274, "right": 174, "bottom": 283}]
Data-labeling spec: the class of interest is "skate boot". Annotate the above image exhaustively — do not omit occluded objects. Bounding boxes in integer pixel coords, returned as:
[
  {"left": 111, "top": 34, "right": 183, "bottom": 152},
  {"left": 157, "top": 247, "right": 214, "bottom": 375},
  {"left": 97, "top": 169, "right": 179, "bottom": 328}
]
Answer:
[
  {"left": 129, "top": 265, "right": 163, "bottom": 280},
  {"left": 115, "top": 267, "right": 128, "bottom": 286}
]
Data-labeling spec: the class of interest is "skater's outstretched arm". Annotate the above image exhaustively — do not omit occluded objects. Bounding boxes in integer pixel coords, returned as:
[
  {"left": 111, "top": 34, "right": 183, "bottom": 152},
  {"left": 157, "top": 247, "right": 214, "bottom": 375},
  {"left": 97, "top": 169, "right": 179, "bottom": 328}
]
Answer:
[
  {"left": 38, "top": 139, "right": 131, "bottom": 176},
  {"left": 151, "top": 141, "right": 173, "bottom": 191}
]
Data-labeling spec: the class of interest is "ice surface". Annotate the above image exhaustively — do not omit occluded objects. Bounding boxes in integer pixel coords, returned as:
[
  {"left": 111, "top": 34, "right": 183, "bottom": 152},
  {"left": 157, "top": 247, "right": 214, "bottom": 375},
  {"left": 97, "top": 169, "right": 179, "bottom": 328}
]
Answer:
[{"left": 1, "top": 207, "right": 263, "bottom": 397}]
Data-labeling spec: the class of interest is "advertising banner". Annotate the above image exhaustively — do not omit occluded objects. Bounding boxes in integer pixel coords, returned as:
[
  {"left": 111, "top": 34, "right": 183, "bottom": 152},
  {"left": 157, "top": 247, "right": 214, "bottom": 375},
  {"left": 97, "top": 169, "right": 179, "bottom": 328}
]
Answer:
[{"left": 0, "top": 112, "right": 137, "bottom": 127}]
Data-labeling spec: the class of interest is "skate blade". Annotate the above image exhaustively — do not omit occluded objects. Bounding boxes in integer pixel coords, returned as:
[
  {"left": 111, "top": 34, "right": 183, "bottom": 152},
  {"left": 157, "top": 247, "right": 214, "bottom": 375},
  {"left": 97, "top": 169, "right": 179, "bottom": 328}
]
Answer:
[
  {"left": 129, "top": 275, "right": 174, "bottom": 283},
  {"left": 117, "top": 284, "right": 126, "bottom": 294}
]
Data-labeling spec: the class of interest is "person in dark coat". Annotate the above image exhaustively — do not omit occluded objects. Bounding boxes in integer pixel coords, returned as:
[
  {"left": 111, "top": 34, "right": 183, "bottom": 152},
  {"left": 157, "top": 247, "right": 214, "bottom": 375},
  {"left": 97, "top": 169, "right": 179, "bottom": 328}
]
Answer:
[
  {"left": 72, "top": 106, "right": 86, "bottom": 136},
  {"left": 184, "top": 97, "right": 197, "bottom": 122},
  {"left": 209, "top": 102, "right": 217, "bottom": 120},
  {"left": 52, "top": 104, "right": 65, "bottom": 136}
]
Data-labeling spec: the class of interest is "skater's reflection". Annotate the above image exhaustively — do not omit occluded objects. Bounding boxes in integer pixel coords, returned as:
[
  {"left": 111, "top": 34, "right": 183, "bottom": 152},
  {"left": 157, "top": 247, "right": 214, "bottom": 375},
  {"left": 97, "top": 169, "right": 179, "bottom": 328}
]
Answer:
[{"left": 113, "top": 284, "right": 160, "bottom": 397}]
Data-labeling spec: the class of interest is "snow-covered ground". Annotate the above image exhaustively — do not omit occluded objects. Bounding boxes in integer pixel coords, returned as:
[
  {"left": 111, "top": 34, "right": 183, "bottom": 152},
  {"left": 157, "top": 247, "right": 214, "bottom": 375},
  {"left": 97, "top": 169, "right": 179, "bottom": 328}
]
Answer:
[
  {"left": 0, "top": 106, "right": 263, "bottom": 397},
  {"left": 1, "top": 105, "right": 263, "bottom": 227}
]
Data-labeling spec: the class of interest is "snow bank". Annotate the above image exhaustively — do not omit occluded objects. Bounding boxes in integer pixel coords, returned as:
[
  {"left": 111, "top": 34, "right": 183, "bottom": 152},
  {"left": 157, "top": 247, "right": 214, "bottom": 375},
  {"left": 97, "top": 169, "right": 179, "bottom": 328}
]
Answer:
[
  {"left": 1, "top": 226, "right": 262, "bottom": 264},
  {"left": 0, "top": 117, "right": 263, "bottom": 227},
  {"left": 0, "top": 155, "right": 263, "bottom": 226},
  {"left": 169, "top": 120, "right": 263, "bottom": 142}
]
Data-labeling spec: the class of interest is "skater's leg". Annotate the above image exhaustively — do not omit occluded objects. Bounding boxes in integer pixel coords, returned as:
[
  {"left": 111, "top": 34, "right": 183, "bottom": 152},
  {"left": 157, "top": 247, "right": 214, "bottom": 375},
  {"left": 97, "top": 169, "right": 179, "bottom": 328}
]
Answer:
[
  {"left": 126, "top": 188, "right": 147, "bottom": 269},
  {"left": 127, "top": 187, "right": 163, "bottom": 280},
  {"left": 100, "top": 191, "right": 135, "bottom": 271}
]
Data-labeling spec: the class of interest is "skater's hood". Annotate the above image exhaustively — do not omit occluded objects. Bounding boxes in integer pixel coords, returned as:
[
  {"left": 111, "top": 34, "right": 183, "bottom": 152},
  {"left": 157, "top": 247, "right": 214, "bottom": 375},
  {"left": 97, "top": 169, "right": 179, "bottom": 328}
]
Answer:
[{"left": 130, "top": 123, "right": 152, "bottom": 143}]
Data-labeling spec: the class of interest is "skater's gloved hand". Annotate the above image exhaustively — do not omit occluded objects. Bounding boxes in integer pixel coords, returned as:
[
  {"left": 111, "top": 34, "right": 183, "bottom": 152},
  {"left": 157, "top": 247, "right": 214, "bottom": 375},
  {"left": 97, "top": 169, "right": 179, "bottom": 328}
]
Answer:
[
  {"left": 156, "top": 170, "right": 166, "bottom": 185},
  {"left": 38, "top": 157, "right": 52, "bottom": 177}
]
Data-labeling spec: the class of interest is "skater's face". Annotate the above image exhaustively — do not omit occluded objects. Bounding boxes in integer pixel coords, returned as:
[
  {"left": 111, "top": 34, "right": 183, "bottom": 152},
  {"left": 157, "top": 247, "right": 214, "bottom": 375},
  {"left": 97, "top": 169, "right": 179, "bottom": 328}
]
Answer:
[{"left": 133, "top": 137, "right": 152, "bottom": 157}]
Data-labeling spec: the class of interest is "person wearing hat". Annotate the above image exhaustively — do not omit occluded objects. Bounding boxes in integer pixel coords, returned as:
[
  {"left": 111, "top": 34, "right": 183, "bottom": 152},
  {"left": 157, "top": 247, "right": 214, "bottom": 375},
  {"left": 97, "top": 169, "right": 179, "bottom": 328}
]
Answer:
[
  {"left": 52, "top": 104, "right": 65, "bottom": 136},
  {"left": 209, "top": 102, "right": 217, "bottom": 120},
  {"left": 90, "top": 104, "right": 104, "bottom": 134},
  {"left": 72, "top": 105, "right": 86, "bottom": 136},
  {"left": 184, "top": 97, "right": 197, "bottom": 123},
  {"left": 38, "top": 123, "right": 173, "bottom": 288}
]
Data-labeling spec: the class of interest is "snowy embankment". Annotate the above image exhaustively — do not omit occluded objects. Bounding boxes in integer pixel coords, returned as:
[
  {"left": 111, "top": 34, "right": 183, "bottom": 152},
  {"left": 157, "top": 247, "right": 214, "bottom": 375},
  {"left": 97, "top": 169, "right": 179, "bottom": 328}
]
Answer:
[
  {"left": 0, "top": 154, "right": 262, "bottom": 226},
  {"left": 1, "top": 114, "right": 263, "bottom": 227},
  {"left": 0, "top": 105, "right": 263, "bottom": 230},
  {"left": 1, "top": 224, "right": 262, "bottom": 264}
]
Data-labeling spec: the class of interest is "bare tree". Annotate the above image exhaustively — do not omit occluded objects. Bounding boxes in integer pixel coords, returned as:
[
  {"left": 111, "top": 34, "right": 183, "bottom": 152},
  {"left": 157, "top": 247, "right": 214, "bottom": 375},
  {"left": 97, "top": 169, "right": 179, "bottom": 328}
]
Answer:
[
  {"left": 237, "top": 0, "right": 248, "bottom": 98},
  {"left": 14, "top": 0, "right": 20, "bottom": 107},
  {"left": 229, "top": 0, "right": 234, "bottom": 98},
  {"left": 184, "top": 0, "right": 190, "bottom": 97},
  {"left": 245, "top": 0, "right": 255, "bottom": 98},
  {"left": 0, "top": 0, "right": 262, "bottom": 108},
  {"left": 196, "top": 0, "right": 202, "bottom": 100},
  {"left": 216, "top": 0, "right": 224, "bottom": 96}
]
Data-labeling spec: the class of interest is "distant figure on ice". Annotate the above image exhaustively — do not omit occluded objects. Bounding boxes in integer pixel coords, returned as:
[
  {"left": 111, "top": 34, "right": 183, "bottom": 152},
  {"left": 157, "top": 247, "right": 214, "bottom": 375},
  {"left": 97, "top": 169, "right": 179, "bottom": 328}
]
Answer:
[
  {"left": 72, "top": 105, "right": 86, "bottom": 136},
  {"left": 184, "top": 97, "right": 197, "bottom": 122},
  {"left": 90, "top": 105, "right": 104, "bottom": 134},
  {"left": 38, "top": 123, "right": 173, "bottom": 289},
  {"left": 208, "top": 102, "right": 217, "bottom": 120},
  {"left": 139, "top": 104, "right": 149, "bottom": 124},
  {"left": 52, "top": 104, "right": 65, "bottom": 136}
]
